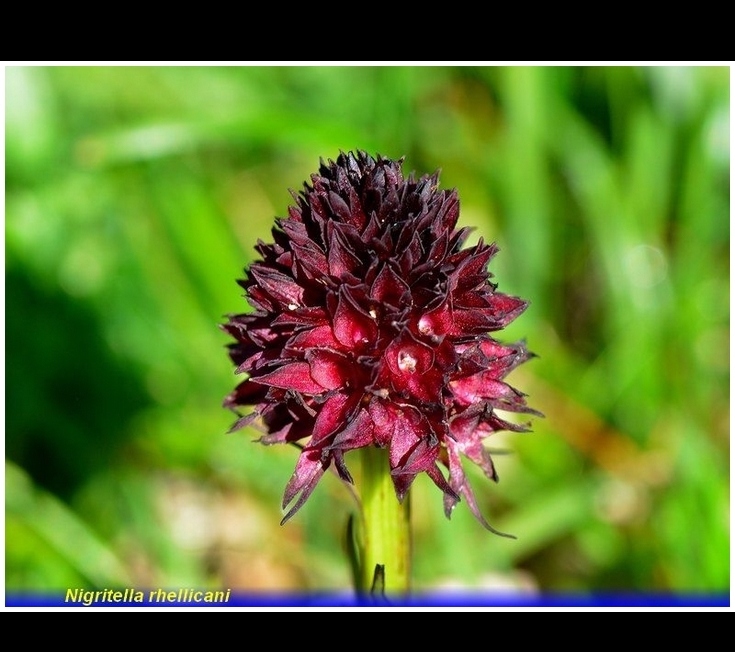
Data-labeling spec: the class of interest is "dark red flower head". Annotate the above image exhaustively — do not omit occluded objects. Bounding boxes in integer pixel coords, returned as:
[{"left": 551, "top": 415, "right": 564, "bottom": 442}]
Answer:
[{"left": 223, "top": 151, "right": 538, "bottom": 531}]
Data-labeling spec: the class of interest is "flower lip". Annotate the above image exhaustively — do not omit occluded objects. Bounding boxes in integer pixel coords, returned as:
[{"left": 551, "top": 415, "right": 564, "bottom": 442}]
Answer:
[
  {"left": 384, "top": 332, "right": 434, "bottom": 378},
  {"left": 223, "top": 150, "right": 539, "bottom": 530}
]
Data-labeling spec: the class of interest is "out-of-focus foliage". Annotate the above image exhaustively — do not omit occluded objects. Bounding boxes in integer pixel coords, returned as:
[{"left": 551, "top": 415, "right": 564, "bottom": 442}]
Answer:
[{"left": 5, "top": 65, "right": 729, "bottom": 596}]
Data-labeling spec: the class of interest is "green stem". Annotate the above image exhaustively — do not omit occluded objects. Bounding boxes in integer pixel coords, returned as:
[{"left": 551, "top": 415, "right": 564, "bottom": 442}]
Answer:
[{"left": 359, "top": 446, "right": 411, "bottom": 595}]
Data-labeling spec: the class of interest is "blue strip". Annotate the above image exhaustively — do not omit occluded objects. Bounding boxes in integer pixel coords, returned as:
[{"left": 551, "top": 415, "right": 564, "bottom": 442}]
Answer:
[{"left": 4, "top": 591, "right": 730, "bottom": 608}]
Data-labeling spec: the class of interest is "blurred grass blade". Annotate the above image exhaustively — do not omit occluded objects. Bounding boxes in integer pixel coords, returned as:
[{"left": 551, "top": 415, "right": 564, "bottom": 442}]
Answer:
[{"left": 6, "top": 461, "right": 132, "bottom": 588}]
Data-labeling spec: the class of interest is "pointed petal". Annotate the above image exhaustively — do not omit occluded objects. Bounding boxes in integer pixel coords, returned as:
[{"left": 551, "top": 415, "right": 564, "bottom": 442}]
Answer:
[
  {"left": 288, "top": 324, "right": 341, "bottom": 349},
  {"left": 226, "top": 411, "right": 261, "bottom": 433},
  {"left": 223, "top": 379, "right": 268, "bottom": 409},
  {"left": 327, "top": 221, "right": 362, "bottom": 278},
  {"left": 368, "top": 398, "right": 429, "bottom": 457},
  {"left": 416, "top": 294, "right": 453, "bottom": 338},
  {"left": 449, "top": 373, "right": 516, "bottom": 405},
  {"left": 332, "top": 286, "right": 378, "bottom": 349},
  {"left": 306, "top": 392, "right": 351, "bottom": 447},
  {"left": 370, "top": 263, "right": 410, "bottom": 307},
  {"left": 291, "top": 240, "right": 329, "bottom": 279},
  {"left": 445, "top": 439, "right": 514, "bottom": 537},
  {"left": 252, "top": 362, "right": 325, "bottom": 395},
  {"left": 271, "top": 306, "right": 328, "bottom": 328},
  {"left": 250, "top": 266, "right": 304, "bottom": 308},
  {"left": 329, "top": 408, "right": 375, "bottom": 450},
  {"left": 306, "top": 348, "right": 349, "bottom": 391},
  {"left": 390, "top": 438, "right": 456, "bottom": 503},
  {"left": 281, "top": 449, "right": 329, "bottom": 524}
]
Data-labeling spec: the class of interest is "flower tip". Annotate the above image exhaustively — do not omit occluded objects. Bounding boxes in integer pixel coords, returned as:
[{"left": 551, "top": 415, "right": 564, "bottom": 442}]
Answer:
[
  {"left": 491, "top": 528, "right": 517, "bottom": 540},
  {"left": 279, "top": 512, "right": 294, "bottom": 527}
]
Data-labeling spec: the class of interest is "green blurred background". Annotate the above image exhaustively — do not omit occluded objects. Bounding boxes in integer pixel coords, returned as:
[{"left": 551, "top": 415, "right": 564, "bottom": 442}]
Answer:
[{"left": 4, "top": 65, "right": 729, "bottom": 598}]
